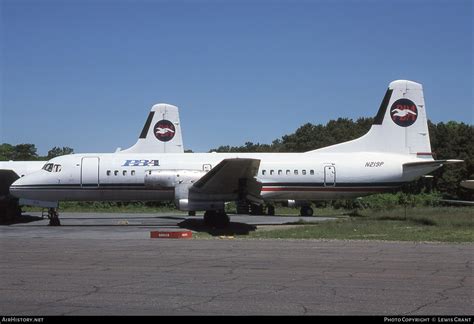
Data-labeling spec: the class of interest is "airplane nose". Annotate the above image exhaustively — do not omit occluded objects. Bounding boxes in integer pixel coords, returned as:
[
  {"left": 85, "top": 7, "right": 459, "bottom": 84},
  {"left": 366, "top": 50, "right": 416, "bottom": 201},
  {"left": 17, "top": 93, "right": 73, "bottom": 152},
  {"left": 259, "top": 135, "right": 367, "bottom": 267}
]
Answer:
[
  {"left": 9, "top": 173, "right": 58, "bottom": 207},
  {"left": 9, "top": 177, "right": 26, "bottom": 198}
]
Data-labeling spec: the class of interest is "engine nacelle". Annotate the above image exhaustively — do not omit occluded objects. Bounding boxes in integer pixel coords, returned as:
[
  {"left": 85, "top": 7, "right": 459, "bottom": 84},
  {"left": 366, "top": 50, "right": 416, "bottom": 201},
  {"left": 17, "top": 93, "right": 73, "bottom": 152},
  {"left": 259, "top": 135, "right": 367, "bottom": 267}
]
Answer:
[{"left": 144, "top": 170, "right": 205, "bottom": 188}]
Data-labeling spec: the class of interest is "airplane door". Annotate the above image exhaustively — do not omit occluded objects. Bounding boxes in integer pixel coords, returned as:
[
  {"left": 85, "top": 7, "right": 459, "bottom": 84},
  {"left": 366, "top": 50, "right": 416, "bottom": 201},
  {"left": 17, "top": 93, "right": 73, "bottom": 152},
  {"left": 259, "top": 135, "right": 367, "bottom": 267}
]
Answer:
[
  {"left": 324, "top": 165, "right": 336, "bottom": 187},
  {"left": 81, "top": 157, "right": 99, "bottom": 187}
]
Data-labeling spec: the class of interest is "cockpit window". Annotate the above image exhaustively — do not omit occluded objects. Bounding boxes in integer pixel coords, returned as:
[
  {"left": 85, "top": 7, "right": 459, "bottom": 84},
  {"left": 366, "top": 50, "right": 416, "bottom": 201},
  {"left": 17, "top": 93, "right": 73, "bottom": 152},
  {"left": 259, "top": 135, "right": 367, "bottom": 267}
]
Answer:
[
  {"left": 42, "top": 163, "right": 61, "bottom": 172},
  {"left": 42, "top": 163, "right": 53, "bottom": 172}
]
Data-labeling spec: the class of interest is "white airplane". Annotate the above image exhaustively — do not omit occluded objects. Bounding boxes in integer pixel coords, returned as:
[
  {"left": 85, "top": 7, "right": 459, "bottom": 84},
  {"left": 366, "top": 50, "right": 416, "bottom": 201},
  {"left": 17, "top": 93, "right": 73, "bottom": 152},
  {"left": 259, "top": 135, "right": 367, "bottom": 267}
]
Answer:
[
  {"left": 0, "top": 161, "right": 45, "bottom": 218},
  {"left": 0, "top": 103, "right": 184, "bottom": 219},
  {"left": 460, "top": 180, "right": 474, "bottom": 190},
  {"left": 10, "top": 80, "right": 462, "bottom": 226}
]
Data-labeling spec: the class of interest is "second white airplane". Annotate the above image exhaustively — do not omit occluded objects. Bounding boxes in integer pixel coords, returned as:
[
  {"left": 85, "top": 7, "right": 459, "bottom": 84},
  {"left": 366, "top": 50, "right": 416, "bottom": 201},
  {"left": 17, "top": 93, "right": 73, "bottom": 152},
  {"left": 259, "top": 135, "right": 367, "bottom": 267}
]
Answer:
[
  {"left": 10, "top": 80, "right": 461, "bottom": 226},
  {"left": 0, "top": 103, "right": 185, "bottom": 220}
]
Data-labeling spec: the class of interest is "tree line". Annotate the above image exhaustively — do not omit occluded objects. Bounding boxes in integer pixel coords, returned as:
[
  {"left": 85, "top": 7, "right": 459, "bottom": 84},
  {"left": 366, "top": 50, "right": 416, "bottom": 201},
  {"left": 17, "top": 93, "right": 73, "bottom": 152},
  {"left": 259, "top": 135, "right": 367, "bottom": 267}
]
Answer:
[
  {"left": 1, "top": 119, "right": 472, "bottom": 200},
  {"left": 0, "top": 144, "right": 74, "bottom": 161},
  {"left": 211, "top": 119, "right": 473, "bottom": 201}
]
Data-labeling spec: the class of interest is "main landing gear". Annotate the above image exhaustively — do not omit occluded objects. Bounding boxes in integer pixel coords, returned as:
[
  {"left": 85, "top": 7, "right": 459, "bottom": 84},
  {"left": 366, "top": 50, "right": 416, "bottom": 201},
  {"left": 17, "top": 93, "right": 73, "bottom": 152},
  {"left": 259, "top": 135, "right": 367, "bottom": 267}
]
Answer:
[
  {"left": 237, "top": 200, "right": 275, "bottom": 216},
  {"left": 300, "top": 206, "right": 314, "bottom": 216},
  {"left": 267, "top": 205, "right": 275, "bottom": 216},
  {"left": 47, "top": 208, "right": 61, "bottom": 226},
  {"left": 203, "top": 210, "right": 230, "bottom": 228}
]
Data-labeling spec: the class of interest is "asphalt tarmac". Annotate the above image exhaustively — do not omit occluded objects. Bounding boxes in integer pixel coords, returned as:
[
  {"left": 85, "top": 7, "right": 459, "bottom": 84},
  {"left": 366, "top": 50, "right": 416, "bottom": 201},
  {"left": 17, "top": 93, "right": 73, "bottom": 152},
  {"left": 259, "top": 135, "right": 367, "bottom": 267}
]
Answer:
[{"left": 0, "top": 213, "right": 472, "bottom": 315}]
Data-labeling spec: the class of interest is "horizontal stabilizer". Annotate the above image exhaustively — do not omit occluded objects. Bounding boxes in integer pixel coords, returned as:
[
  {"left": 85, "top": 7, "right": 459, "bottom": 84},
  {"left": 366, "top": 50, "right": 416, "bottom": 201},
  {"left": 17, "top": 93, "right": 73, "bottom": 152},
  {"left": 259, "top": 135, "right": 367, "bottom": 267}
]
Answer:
[
  {"left": 403, "top": 159, "right": 463, "bottom": 169},
  {"left": 439, "top": 199, "right": 474, "bottom": 206},
  {"left": 191, "top": 158, "right": 261, "bottom": 199},
  {"left": 460, "top": 180, "right": 474, "bottom": 190}
]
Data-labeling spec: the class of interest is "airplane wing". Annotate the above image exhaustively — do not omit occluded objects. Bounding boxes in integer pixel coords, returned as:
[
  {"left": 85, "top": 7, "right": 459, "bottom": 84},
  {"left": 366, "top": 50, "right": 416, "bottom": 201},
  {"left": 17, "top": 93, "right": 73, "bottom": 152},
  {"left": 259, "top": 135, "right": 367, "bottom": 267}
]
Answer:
[{"left": 190, "top": 158, "right": 262, "bottom": 202}]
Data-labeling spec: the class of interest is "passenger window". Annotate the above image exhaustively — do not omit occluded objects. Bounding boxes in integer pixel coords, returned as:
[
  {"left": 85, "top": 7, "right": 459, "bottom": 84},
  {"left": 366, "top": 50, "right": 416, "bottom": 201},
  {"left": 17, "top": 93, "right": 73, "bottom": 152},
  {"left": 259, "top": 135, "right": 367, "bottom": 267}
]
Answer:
[
  {"left": 278, "top": 170, "right": 282, "bottom": 175},
  {"left": 114, "top": 170, "right": 119, "bottom": 176},
  {"left": 286, "top": 170, "right": 290, "bottom": 175},
  {"left": 123, "top": 170, "right": 127, "bottom": 176},
  {"left": 107, "top": 170, "right": 111, "bottom": 176},
  {"left": 262, "top": 170, "right": 266, "bottom": 175},
  {"left": 131, "top": 170, "right": 136, "bottom": 176},
  {"left": 302, "top": 170, "right": 306, "bottom": 175},
  {"left": 310, "top": 170, "right": 314, "bottom": 175},
  {"left": 270, "top": 170, "right": 274, "bottom": 175},
  {"left": 294, "top": 170, "right": 298, "bottom": 175}
]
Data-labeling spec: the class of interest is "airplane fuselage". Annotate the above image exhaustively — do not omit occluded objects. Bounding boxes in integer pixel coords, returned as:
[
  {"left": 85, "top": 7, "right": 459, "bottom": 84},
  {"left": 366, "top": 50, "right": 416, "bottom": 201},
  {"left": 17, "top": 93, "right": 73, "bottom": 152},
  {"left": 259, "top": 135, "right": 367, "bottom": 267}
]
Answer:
[
  {"left": 10, "top": 80, "right": 456, "bottom": 219},
  {"left": 10, "top": 151, "right": 437, "bottom": 203}
]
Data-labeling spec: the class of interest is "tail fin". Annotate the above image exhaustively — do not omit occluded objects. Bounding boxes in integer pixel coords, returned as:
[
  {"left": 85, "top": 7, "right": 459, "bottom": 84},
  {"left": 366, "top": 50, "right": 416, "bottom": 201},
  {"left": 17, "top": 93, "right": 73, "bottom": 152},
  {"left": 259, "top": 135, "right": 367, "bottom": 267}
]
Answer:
[
  {"left": 309, "top": 80, "right": 432, "bottom": 157},
  {"left": 119, "top": 103, "right": 184, "bottom": 154}
]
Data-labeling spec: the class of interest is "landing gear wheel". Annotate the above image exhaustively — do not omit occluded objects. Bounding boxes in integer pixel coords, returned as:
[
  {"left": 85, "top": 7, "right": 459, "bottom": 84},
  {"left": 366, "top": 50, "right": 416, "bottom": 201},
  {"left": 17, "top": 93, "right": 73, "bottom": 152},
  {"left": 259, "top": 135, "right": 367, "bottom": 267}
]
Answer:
[
  {"left": 250, "top": 204, "right": 264, "bottom": 215},
  {"left": 203, "top": 210, "right": 215, "bottom": 226},
  {"left": 300, "top": 206, "right": 314, "bottom": 216},
  {"left": 204, "top": 210, "right": 230, "bottom": 228},
  {"left": 48, "top": 208, "right": 61, "bottom": 226},
  {"left": 267, "top": 205, "right": 275, "bottom": 216},
  {"left": 236, "top": 200, "right": 250, "bottom": 214}
]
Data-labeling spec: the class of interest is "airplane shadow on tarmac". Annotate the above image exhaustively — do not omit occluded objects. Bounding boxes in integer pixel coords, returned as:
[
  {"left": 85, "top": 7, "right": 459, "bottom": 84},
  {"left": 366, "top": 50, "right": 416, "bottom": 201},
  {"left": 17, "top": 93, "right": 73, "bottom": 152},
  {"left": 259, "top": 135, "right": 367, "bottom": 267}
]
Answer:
[
  {"left": 0, "top": 214, "right": 44, "bottom": 225},
  {"left": 178, "top": 219, "right": 257, "bottom": 236},
  {"left": 1, "top": 213, "right": 257, "bottom": 236}
]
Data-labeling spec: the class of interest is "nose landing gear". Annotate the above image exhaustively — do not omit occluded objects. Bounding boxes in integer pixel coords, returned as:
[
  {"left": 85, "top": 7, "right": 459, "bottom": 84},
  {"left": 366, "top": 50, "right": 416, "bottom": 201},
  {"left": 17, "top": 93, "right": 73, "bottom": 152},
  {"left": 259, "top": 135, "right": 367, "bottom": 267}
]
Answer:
[
  {"left": 47, "top": 208, "right": 61, "bottom": 226},
  {"left": 300, "top": 206, "right": 314, "bottom": 216}
]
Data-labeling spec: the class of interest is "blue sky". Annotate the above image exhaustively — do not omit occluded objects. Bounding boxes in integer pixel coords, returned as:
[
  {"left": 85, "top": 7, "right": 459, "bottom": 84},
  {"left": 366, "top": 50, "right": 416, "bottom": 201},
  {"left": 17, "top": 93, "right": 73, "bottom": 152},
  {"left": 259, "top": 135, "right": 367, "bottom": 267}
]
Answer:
[{"left": 1, "top": 0, "right": 472, "bottom": 155}]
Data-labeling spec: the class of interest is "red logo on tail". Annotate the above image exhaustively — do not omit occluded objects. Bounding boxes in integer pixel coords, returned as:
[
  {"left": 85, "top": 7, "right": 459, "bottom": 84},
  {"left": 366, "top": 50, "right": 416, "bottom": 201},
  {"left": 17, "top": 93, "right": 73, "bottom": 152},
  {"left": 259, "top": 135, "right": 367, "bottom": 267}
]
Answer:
[
  {"left": 390, "top": 99, "right": 418, "bottom": 127},
  {"left": 153, "top": 120, "right": 176, "bottom": 142}
]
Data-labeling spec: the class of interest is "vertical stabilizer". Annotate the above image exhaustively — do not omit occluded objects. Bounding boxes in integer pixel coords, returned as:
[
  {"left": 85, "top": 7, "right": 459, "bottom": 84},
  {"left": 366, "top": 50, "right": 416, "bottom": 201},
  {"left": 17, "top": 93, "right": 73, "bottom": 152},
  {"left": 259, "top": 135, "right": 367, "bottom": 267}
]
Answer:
[
  {"left": 119, "top": 103, "right": 184, "bottom": 154},
  {"left": 309, "top": 80, "right": 432, "bottom": 157}
]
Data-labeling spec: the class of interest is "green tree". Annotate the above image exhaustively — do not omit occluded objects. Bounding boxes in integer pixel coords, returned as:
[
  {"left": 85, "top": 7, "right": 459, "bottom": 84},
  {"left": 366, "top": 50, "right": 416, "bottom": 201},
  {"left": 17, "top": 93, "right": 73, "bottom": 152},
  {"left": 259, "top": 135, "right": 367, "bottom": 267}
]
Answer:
[
  {"left": 211, "top": 142, "right": 273, "bottom": 153},
  {"left": 430, "top": 121, "right": 474, "bottom": 200},
  {"left": 0, "top": 143, "right": 15, "bottom": 161},
  {"left": 12, "top": 144, "right": 38, "bottom": 161},
  {"left": 47, "top": 146, "right": 74, "bottom": 159}
]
